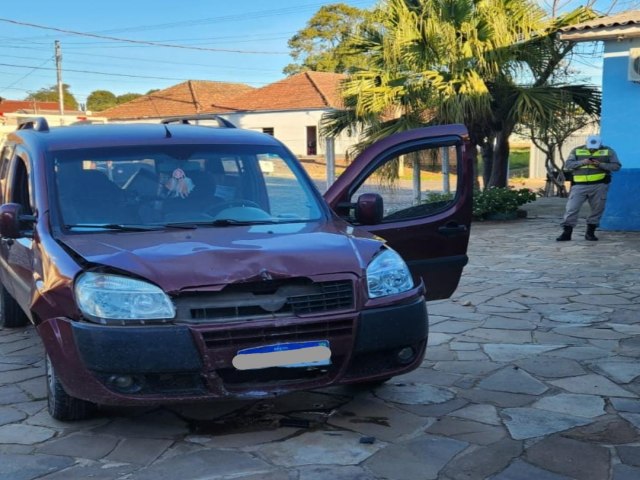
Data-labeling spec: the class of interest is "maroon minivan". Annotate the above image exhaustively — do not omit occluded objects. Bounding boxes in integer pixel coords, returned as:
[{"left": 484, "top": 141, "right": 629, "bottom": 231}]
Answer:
[{"left": 0, "top": 116, "right": 472, "bottom": 420}]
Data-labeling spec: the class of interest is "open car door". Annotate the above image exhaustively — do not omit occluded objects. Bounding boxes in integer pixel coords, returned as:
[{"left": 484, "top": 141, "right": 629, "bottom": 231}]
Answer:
[{"left": 324, "top": 124, "right": 473, "bottom": 301}]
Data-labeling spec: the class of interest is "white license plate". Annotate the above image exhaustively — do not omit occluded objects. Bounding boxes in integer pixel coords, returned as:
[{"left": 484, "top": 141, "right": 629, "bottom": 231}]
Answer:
[{"left": 232, "top": 340, "right": 331, "bottom": 371}]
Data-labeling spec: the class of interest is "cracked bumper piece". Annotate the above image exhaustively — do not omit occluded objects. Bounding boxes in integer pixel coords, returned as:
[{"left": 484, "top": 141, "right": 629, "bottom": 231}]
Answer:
[
  {"left": 72, "top": 323, "right": 202, "bottom": 373},
  {"left": 354, "top": 298, "right": 428, "bottom": 353},
  {"left": 343, "top": 297, "right": 429, "bottom": 382}
]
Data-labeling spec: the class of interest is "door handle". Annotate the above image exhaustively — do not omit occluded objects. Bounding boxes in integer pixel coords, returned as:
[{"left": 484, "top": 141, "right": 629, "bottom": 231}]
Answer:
[{"left": 438, "top": 222, "right": 467, "bottom": 236}]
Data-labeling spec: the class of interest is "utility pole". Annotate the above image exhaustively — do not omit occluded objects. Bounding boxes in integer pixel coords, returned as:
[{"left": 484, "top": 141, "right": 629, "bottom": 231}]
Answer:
[
  {"left": 55, "top": 41, "right": 64, "bottom": 117},
  {"left": 325, "top": 137, "right": 335, "bottom": 189}
]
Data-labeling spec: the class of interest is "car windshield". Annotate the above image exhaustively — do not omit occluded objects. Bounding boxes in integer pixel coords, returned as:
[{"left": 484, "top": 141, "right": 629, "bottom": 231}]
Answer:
[{"left": 50, "top": 144, "right": 324, "bottom": 230}]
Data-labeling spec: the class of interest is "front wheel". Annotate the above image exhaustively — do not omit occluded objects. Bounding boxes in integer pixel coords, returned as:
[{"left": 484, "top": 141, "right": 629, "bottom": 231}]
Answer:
[
  {"left": 46, "top": 355, "right": 94, "bottom": 421},
  {"left": 0, "top": 283, "right": 29, "bottom": 328}
]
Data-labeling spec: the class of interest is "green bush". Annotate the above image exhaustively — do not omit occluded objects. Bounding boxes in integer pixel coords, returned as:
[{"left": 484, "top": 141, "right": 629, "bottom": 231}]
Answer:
[
  {"left": 423, "top": 192, "right": 454, "bottom": 203},
  {"left": 473, "top": 187, "right": 537, "bottom": 220}
]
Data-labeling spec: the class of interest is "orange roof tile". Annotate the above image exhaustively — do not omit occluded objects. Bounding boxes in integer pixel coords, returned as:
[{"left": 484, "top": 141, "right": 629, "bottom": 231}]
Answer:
[
  {"left": 560, "top": 10, "right": 640, "bottom": 41},
  {"left": 101, "top": 80, "right": 254, "bottom": 120},
  {"left": 0, "top": 99, "right": 60, "bottom": 114},
  {"left": 561, "top": 10, "right": 640, "bottom": 33},
  {"left": 217, "top": 71, "right": 346, "bottom": 112}
]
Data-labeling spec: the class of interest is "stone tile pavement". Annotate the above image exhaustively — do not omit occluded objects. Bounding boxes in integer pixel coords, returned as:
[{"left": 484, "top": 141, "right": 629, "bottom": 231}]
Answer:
[{"left": 0, "top": 197, "right": 638, "bottom": 480}]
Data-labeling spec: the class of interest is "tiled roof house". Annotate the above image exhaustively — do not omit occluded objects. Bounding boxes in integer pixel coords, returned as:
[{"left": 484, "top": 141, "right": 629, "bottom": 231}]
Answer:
[
  {"left": 101, "top": 72, "right": 353, "bottom": 157},
  {"left": 560, "top": 10, "right": 640, "bottom": 40},
  {"left": 0, "top": 99, "right": 97, "bottom": 135},
  {"left": 216, "top": 71, "right": 349, "bottom": 156},
  {"left": 0, "top": 99, "right": 60, "bottom": 115},
  {"left": 220, "top": 71, "right": 344, "bottom": 112},
  {"left": 101, "top": 80, "right": 255, "bottom": 121}
]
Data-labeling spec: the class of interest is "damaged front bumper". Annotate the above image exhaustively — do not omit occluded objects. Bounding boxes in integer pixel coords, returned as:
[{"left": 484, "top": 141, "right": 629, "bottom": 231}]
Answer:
[{"left": 37, "top": 296, "right": 428, "bottom": 406}]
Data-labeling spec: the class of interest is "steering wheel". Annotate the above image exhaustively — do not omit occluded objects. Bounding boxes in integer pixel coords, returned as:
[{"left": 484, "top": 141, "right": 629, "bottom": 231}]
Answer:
[{"left": 206, "top": 199, "right": 262, "bottom": 216}]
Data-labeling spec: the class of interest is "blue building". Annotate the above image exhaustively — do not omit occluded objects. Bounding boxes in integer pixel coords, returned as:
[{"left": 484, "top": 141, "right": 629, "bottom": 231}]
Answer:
[{"left": 560, "top": 12, "right": 640, "bottom": 231}]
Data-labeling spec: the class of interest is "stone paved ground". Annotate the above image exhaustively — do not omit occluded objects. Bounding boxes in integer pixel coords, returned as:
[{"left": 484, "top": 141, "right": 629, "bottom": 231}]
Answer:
[{"left": 0, "top": 197, "right": 638, "bottom": 480}]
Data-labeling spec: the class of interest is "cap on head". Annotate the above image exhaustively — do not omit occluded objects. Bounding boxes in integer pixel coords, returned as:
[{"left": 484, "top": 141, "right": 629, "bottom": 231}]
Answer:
[{"left": 586, "top": 134, "right": 602, "bottom": 149}]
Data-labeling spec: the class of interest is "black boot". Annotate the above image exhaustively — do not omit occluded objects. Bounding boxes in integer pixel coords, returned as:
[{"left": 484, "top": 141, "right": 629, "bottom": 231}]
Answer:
[
  {"left": 585, "top": 224, "right": 598, "bottom": 241},
  {"left": 556, "top": 226, "right": 573, "bottom": 241}
]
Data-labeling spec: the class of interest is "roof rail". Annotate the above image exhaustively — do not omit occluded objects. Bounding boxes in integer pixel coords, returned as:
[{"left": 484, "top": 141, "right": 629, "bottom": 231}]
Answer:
[
  {"left": 17, "top": 117, "right": 50, "bottom": 132},
  {"left": 161, "top": 114, "right": 236, "bottom": 128}
]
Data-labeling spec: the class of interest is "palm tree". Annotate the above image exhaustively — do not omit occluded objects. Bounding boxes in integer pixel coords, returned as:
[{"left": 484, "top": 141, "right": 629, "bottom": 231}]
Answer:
[
  {"left": 322, "top": 0, "right": 599, "bottom": 188},
  {"left": 481, "top": 7, "right": 600, "bottom": 187}
]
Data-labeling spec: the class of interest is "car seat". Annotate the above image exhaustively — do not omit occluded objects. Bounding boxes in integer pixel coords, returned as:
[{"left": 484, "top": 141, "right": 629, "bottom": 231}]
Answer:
[{"left": 58, "top": 168, "right": 139, "bottom": 225}]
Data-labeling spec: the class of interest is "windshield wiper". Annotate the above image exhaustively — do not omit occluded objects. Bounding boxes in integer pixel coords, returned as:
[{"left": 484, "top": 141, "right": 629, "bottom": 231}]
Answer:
[
  {"left": 210, "top": 218, "right": 280, "bottom": 226},
  {"left": 153, "top": 222, "right": 199, "bottom": 229},
  {"left": 161, "top": 219, "right": 286, "bottom": 228},
  {"left": 65, "top": 223, "right": 166, "bottom": 232}
]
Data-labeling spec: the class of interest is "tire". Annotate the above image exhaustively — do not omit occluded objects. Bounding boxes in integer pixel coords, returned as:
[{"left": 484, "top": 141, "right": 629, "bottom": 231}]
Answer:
[
  {"left": 46, "top": 355, "right": 94, "bottom": 421},
  {"left": 0, "top": 283, "right": 29, "bottom": 328}
]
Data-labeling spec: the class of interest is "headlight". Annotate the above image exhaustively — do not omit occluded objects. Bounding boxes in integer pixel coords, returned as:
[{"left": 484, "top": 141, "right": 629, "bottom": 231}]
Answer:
[
  {"left": 75, "top": 273, "right": 175, "bottom": 323},
  {"left": 366, "top": 249, "right": 414, "bottom": 299}
]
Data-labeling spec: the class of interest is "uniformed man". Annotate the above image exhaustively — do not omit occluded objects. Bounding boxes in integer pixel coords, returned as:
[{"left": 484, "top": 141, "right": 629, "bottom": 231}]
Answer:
[{"left": 557, "top": 134, "right": 621, "bottom": 241}]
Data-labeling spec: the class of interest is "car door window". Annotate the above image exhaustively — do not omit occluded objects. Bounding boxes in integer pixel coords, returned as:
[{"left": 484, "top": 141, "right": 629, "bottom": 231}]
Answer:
[
  {"left": 8, "top": 156, "right": 34, "bottom": 217},
  {"left": 349, "top": 143, "right": 459, "bottom": 223},
  {"left": 0, "top": 144, "right": 15, "bottom": 204},
  {"left": 324, "top": 126, "right": 472, "bottom": 301}
]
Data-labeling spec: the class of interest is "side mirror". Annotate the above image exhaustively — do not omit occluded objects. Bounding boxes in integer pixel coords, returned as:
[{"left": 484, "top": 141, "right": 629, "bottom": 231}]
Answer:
[
  {"left": 355, "top": 193, "right": 383, "bottom": 225},
  {"left": 0, "top": 203, "right": 29, "bottom": 239}
]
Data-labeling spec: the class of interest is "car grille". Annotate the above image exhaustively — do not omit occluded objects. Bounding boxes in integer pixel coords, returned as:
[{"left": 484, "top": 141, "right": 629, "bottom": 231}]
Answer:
[
  {"left": 201, "top": 318, "right": 354, "bottom": 349},
  {"left": 174, "top": 279, "right": 354, "bottom": 323},
  {"left": 287, "top": 281, "right": 353, "bottom": 314}
]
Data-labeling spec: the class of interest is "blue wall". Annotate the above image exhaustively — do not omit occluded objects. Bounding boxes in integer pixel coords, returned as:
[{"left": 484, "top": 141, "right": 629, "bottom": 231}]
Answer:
[{"left": 600, "top": 39, "right": 640, "bottom": 231}]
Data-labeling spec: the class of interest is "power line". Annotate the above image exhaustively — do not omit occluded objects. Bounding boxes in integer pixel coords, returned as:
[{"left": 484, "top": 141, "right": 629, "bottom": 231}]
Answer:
[
  {"left": 90, "top": 1, "right": 371, "bottom": 35},
  {"left": 0, "top": 17, "right": 289, "bottom": 54},
  {"left": 0, "top": 57, "right": 53, "bottom": 96},
  {"left": 0, "top": 62, "right": 193, "bottom": 82},
  {"left": 58, "top": 31, "right": 297, "bottom": 46},
  {"left": 0, "top": 50, "right": 282, "bottom": 75},
  {"left": 0, "top": 45, "right": 282, "bottom": 73},
  {"left": 3, "top": 1, "right": 371, "bottom": 42},
  {"left": 63, "top": 52, "right": 281, "bottom": 73},
  {"left": 1, "top": 31, "right": 296, "bottom": 48},
  {"left": 0, "top": 62, "right": 270, "bottom": 93}
]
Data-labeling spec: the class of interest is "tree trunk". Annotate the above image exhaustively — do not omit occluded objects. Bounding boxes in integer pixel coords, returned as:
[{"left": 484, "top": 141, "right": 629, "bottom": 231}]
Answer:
[
  {"left": 487, "top": 130, "right": 510, "bottom": 188},
  {"left": 481, "top": 141, "right": 493, "bottom": 190}
]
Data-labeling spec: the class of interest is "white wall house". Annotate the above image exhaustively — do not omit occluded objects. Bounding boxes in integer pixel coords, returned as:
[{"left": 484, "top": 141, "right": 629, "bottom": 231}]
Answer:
[{"left": 221, "top": 109, "right": 355, "bottom": 158}]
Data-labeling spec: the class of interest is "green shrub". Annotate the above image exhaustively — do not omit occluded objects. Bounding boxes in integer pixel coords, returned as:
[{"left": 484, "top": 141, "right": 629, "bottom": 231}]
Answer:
[
  {"left": 423, "top": 192, "right": 454, "bottom": 203},
  {"left": 473, "top": 187, "right": 537, "bottom": 220}
]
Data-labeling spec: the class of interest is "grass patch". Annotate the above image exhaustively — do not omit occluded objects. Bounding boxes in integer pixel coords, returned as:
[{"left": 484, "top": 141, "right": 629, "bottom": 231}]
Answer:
[{"left": 509, "top": 148, "right": 530, "bottom": 170}]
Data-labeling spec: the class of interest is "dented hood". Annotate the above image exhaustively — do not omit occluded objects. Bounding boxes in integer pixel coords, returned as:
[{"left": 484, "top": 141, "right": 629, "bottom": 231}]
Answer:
[{"left": 57, "top": 222, "right": 384, "bottom": 293}]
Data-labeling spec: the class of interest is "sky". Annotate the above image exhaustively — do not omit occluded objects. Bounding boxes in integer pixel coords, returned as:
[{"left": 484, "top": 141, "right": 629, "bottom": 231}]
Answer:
[{"left": 0, "top": 0, "right": 376, "bottom": 106}]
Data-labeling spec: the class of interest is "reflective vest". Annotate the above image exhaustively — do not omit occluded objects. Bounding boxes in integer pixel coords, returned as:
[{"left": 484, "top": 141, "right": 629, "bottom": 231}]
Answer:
[{"left": 573, "top": 148, "right": 610, "bottom": 184}]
